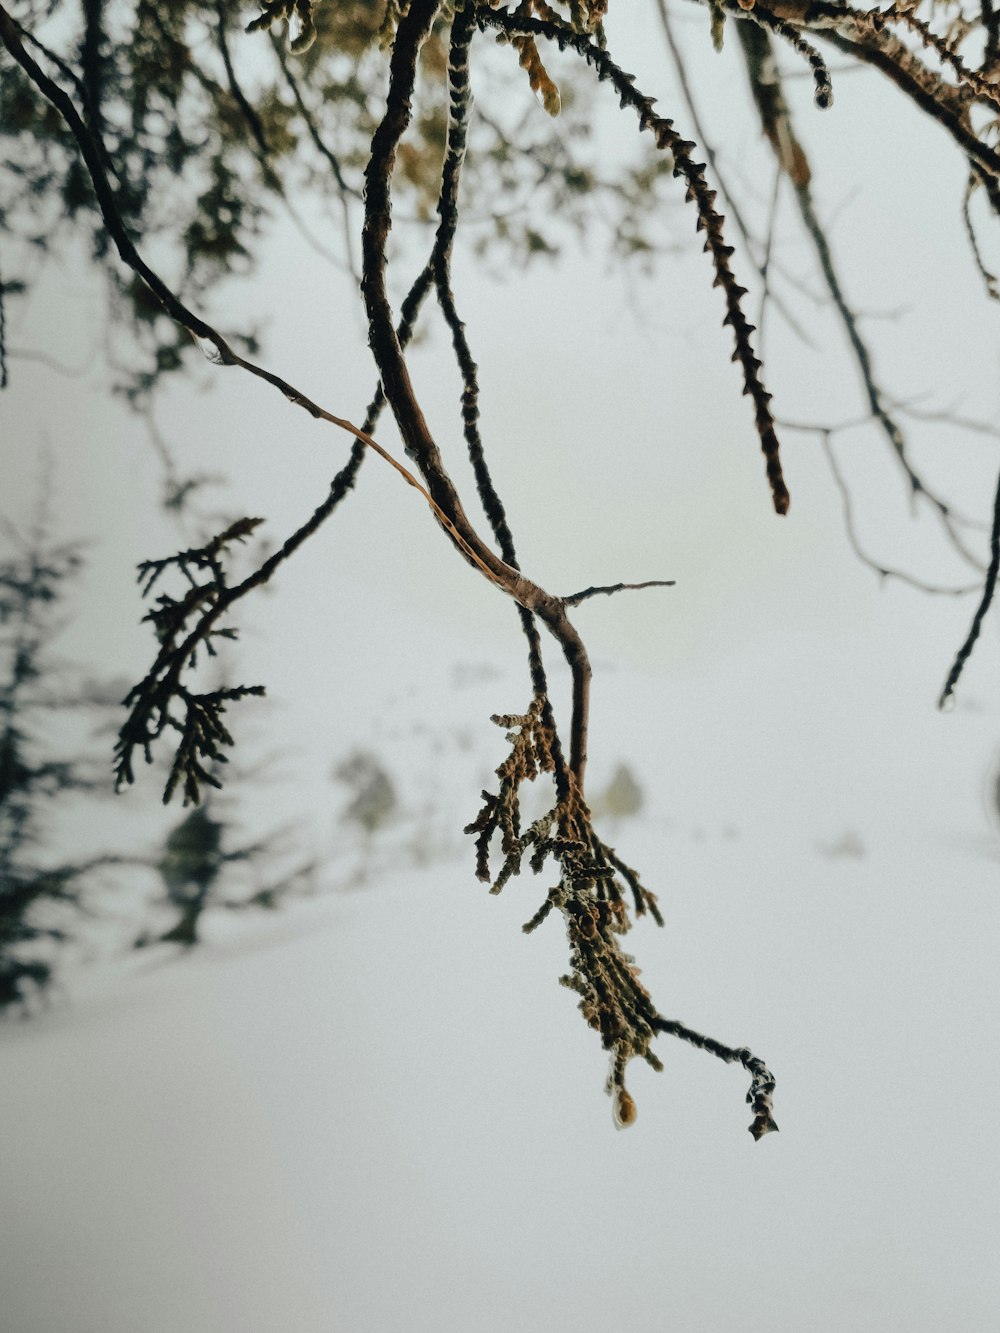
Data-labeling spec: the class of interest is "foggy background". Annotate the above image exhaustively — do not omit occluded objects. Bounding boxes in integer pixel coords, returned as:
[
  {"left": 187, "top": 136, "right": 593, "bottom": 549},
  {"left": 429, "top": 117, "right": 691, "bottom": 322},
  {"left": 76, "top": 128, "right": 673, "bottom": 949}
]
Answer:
[{"left": 2, "top": 4, "right": 999, "bottom": 1329}]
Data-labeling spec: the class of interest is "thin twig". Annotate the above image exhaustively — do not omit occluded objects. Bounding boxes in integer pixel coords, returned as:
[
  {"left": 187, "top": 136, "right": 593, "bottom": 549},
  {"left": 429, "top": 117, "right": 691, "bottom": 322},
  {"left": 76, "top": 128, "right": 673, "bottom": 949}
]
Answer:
[
  {"left": 563, "top": 579, "right": 675, "bottom": 606},
  {"left": 962, "top": 172, "right": 1000, "bottom": 303},
  {"left": 216, "top": 0, "right": 269, "bottom": 156},
  {"left": 820, "top": 433, "right": 981, "bottom": 596},
  {"left": 477, "top": 2, "right": 791, "bottom": 515},
  {"left": 433, "top": 3, "right": 565, "bottom": 785},
  {"left": 939, "top": 469, "right": 1000, "bottom": 707},
  {"left": 653, "top": 1016, "right": 778, "bottom": 1140},
  {"left": 652, "top": 0, "right": 813, "bottom": 346},
  {"left": 272, "top": 36, "right": 361, "bottom": 279},
  {"left": 737, "top": 20, "right": 987, "bottom": 570}
]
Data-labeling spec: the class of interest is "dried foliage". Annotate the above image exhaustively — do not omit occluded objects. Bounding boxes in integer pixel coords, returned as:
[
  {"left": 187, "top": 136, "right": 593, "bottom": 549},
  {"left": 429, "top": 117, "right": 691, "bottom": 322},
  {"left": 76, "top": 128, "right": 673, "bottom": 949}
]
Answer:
[{"left": 3, "top": 0, "right": 999, "bottom": 1133}]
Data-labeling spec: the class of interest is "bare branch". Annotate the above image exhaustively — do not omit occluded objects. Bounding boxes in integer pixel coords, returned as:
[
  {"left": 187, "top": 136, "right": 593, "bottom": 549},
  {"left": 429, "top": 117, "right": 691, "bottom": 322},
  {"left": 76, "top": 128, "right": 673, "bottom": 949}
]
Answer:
[
  {"left": 653, "top": 0, "right": 814, "bottom": 345},
  {"left": 563, "top": 579, "right": 676, "bottom": 607},
  {"left": 476, "top": 2, "right": 791, "bottom": 515},
  {"left": 939, "top": 469, "right": 1000, "bottom": 707},
  {"left": 737, "top": 20, "right": 988, "bottom": 570},
  {"left": 818, "top": 432, "right": 982, "bottom": 596}
]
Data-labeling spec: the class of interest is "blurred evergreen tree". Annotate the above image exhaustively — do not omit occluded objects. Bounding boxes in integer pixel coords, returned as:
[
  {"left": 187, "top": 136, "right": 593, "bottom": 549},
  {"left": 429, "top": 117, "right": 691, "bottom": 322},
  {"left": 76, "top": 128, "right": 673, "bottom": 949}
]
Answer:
[
  {"left": 0, "top": 513, "right": 108, "bottom": 1010},
  {"left": 0, "top": 0, "right": 674, "bottom": 399},
  {"left": 151, "top": 803, "right": 228, "bottom": 947},
  {"left": 138, "top": 787, "right": 309, "bottom": 948},
  {"left": 334, "top": 748, "right": 398, "bottom": 838}
]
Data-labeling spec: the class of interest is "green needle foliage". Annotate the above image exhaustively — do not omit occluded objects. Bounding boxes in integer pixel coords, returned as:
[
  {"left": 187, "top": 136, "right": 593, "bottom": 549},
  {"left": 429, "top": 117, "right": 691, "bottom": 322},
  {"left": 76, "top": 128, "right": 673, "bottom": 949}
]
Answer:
[{"left": 3, "top": 0, "right": 999, "bottom": 1133}]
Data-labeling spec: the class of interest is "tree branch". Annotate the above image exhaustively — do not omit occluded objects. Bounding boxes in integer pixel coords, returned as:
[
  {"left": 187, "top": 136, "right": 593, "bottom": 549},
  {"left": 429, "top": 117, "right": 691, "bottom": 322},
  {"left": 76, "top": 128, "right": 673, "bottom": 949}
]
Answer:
[
  {"left": 563, "top": 579, "right": 676, "bottom": 607},
  {"left": 360, "top": 0, "right": 595, "bottom": 786},
  {"left": 737, "top": 19, "right": 988, "bottom": 570},
  {"left": 939, "top": 468, "right": 1000, "bottom": 707},
  {"left": 476, "top": 1, "right": 791, "bottom": 515}
]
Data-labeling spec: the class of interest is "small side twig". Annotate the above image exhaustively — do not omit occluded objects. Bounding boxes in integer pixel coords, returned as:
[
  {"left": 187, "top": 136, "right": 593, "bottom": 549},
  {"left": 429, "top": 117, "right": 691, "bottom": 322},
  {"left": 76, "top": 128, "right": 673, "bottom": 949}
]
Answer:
[
  {"left": 962, "top": 172, "right": 1000, "bottom": 303},
  {"left": 563, "top": 579, "right": 675, "bottom": 607},
  {"left": 819, "top": 432, "right": 981, "bottom": 596},
  {"left": 653, "top": 1016, "right": 778, "bottom": 1140},
  {"left": 939, "top": 468, "right": 1000, "bottom": 708},
  {"left": 737, "top": 20, "right": 988, "bottom": 570}
]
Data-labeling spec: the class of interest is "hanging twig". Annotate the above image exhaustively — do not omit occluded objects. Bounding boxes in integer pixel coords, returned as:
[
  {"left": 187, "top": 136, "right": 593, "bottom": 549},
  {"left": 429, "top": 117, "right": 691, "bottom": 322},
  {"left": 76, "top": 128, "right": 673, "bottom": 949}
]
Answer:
[
  {"left": 477, "top": 2, "right": 791, "bottom": 515},
  {"left": 939, "top": 469, "right": 1000, "bottom": 707},
  {"left": 653, "top": 0, "right": 814, "bottom": 346},
  {"left": 737, "top": 19, "right": 988, "bottom": 571},
  {"left": 818, "top": 431, "right": 982, "bottom": 596}
]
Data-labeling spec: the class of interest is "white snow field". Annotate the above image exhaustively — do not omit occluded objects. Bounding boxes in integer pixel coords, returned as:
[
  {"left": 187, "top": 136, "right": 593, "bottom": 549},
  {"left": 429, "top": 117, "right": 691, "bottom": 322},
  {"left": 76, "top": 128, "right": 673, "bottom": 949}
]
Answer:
[{"left": 2, "top": 614, "right": 999, "bottom": 1333}]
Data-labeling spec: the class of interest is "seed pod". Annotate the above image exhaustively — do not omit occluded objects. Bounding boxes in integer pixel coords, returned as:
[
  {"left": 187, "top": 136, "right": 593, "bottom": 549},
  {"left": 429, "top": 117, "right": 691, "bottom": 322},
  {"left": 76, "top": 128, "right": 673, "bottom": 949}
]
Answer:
[{"left": 613, "top": 1087, "right": 638, "bottom": 1129}]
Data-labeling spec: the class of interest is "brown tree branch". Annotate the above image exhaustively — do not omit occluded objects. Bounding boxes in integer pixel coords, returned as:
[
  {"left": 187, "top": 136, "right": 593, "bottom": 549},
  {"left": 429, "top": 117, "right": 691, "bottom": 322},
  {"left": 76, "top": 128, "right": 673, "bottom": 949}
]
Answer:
[
  {"left": 476, "top": 2, "right": 792, "bottom": 516},
  {"left": 652, "top": 0, "right": 815, "bottom": 346},
  {"left": 360, "top": 0, "right": 595, "bottom": 787},
  {"left": 737, "top": 19, "right": 989, "bottom": 571},
  {"left": 817, "top": 25, "right": 1000, "bottom": 197},
  {"left": 563, "top": 579, "right": 676, "bottom": 606}
]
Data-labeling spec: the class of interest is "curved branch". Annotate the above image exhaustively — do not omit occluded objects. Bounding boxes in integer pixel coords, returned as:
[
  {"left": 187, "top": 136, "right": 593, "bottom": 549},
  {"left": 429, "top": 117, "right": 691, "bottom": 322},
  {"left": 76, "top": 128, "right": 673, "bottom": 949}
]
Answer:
[
  {"left": 476, "top": 2, "right": 791, "bottom": 515},
  {"left": 737, "top": 19, "right": 988, "bottom": 570},
  {"left": 819, "top": 432, "right": 982, "bottom": 595},
  {"left": 360, "top": 0, "right": 594, "bottom": 786},
  {"left": 818, "top": 25, "right": 1000, "bottom": 198},
  {"left": 433, "top": 3, "right": 567, "bottom": 785}
]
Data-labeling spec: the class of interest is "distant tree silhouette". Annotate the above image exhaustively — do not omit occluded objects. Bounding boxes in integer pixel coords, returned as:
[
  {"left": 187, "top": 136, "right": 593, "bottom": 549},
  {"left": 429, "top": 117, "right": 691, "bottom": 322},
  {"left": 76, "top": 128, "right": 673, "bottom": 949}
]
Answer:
[
  {"left": 0, "top": 509, "right": 118, "bottom": 1010},
  {"left": 137, "top": 796, "right": 289, "bottom": 947},
  {"left": 334, "top": 749, "right": 398, "bottom": 838}
]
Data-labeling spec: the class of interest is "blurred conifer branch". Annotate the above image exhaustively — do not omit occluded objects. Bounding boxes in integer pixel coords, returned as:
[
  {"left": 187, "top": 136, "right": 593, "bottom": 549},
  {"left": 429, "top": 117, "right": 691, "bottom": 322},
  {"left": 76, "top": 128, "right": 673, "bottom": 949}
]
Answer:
[{"left": 0, "top": 496, "right": 145, "bottom": 1012}]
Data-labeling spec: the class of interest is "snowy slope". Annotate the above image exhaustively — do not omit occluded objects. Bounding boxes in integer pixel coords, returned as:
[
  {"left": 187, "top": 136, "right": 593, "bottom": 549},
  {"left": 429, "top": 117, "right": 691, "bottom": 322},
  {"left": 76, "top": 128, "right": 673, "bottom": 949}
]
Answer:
[{"left": 2, "top": 619, "right": 999, "bottom": 1333}]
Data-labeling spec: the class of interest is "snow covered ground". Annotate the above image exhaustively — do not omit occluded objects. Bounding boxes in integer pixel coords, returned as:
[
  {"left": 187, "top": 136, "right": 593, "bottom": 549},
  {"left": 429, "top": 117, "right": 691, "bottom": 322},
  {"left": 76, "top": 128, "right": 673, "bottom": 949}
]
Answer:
[{"left": 2, "top": 619, "right": 999, "bottom": 1333}]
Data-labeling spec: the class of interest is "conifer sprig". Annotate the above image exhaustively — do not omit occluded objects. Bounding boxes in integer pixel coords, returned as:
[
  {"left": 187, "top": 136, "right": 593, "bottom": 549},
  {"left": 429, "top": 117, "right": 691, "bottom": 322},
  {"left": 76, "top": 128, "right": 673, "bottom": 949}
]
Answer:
[
  {"left": 115, "top": 520, "right": 269, "bottom": 803},
  {"left": 466, "top": 701, "right": 771, "bottom": 1136},
  {"left": 476, "top": 2, "right": 792, "bottom": 514}
]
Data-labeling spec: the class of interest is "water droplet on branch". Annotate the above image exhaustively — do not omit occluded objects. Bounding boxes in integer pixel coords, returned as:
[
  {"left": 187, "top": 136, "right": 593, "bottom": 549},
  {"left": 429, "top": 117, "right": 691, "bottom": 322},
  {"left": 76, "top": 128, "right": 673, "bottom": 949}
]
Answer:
[{"left": 194, "top": 334, "right": 225, "bottom": 365}]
